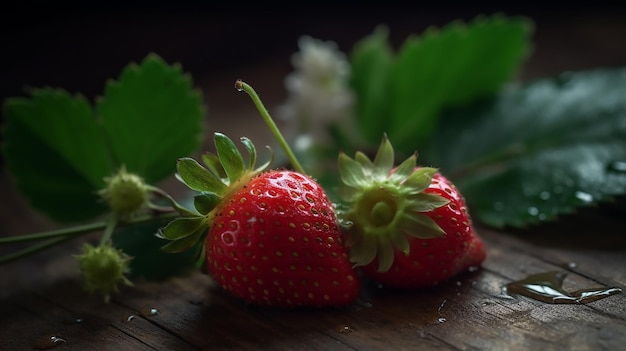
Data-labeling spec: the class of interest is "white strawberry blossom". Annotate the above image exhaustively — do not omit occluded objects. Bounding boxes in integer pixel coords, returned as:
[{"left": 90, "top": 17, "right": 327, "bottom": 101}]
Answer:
[{"left": 278, "top": 35, "right": 355, "bottom": 151}]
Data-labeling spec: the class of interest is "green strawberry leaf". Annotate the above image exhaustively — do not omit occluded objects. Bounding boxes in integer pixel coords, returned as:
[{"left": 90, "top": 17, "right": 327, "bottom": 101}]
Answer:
[
  {"left": 2, "top": 89, "right": 113, "bottom": 222},
  {"left": 160, "top": 222, "right": 208, "bottom": 254},
  {"left": 201, "top": 152, "right": 227, "bottom": 178},
  {"left": 176, "top": 157, "right": 227, "bottom": 194},
  {"left": 97, "top": 53, "right": 205, "bottom": 184},
  {"left": 194, "top": 193, "right": 221, "bottom": 215},
  {"left": 349, "top": 25, "right": 394, "bottom": 144},
  {"left": 428, "top": 68, "right": 626, "bottom": 228},
  {"left": 349, "top": 13, "right": 533, "bottom": 154},
  {"left": 214, "top": 132, "right": 246, "bottom": 183},
  {"left": 2, "top": 53, "right": 205, "bottom": 223},
  {"left": 159, "top": 216, "right": 207, "bottom": 240}
]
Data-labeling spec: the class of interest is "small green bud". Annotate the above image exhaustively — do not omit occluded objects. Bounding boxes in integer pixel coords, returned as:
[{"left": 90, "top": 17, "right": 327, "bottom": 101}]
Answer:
[
  {"left": 99, "top": 166, "right": 150, "bottom": 217},
  {"left": 76, "top": 241, "right": 133, "bottom": 302}
]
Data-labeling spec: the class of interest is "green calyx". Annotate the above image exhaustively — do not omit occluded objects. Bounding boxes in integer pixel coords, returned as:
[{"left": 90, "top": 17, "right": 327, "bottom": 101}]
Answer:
[
  {"left": 158, "top": 132, "right": 273, "bottom": 257},
  {"left": 338, "top": 134, "right": 449, "bottom": 272}
]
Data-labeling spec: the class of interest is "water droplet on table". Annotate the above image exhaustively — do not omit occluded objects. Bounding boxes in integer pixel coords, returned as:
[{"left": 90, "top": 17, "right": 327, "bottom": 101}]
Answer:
[
  {"left": 335, "top": 324, "right": 355, "bottom": 334},
  {"left": 565, "top": 262, "right": 577, "bottom": 269},
  {"left": 61, "top": 317, "right": 84, "bottom": 325},
  {"left": 124, "top": 315, "right": 137, "bottom": 322},
  {"left": 141, "top": 307, "right": 160, "bottom": 317},
  {"left": 436, "top": 299, "right": 447, "bottom": 323},
  {"left": 32, "top": 333, "right": 66, "bottom": 350}
]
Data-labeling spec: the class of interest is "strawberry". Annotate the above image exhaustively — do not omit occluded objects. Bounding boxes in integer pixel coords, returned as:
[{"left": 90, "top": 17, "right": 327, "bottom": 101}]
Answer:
[
  {"left": 159, "top": 132, "right": 360, "bottom": 307},
  {"left": 337, "top": 135, "right": 486, "bottom": 288},
  {"left": 208, "top": 169, "right": 359, "bottom": 307}
]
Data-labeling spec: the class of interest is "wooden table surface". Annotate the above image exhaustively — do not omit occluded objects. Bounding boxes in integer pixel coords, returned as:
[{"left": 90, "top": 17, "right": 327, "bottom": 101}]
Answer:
[
  {"left": 1, "top": 219, "right": 625, "bottom": 351},
  {"left": 1, "top": 8, "right": 626, "bottom": 351}
]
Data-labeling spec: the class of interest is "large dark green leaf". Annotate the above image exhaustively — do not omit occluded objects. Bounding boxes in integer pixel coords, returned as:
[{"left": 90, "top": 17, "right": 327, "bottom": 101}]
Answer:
[
  {"left": 2, "top": 53, "right": 206, "bottom": 223},
  {"left": 97, "top": 53, "right": 205, "bottom": 184},
  {"left": 2, "top": 89, "right": 113, "bottom": 222},
  {"left": 349, "top": 14, "right": 533, "bottom": 155},
  {"left": 349, "top": 26, "right": 394, "bottom": 144},
  {"left": 428, "top": 68, "right": 626, "bottom": 228}
]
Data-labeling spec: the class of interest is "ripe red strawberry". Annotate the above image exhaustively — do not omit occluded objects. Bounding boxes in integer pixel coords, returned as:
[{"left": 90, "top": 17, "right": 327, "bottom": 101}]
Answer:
[
  {"left": 159, "top": 132, "right": 360, "bottom": 307},
  {"left": 337, "top": 135, "right": 486, "bottom": 288},
  {"left": 207, "top": 169, "right": 359, "bottom": 307}
]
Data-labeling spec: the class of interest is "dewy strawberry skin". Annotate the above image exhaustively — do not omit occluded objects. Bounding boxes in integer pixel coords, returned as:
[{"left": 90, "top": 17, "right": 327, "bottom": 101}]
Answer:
[
  {"left": 208, "top": 169, "right": 359, "bottom": 307},
  {"left": 337, "top": 134, "right": 486, "bottom": 288},
  {"left": 159, "top": 132, "right": 360, "bottom": 308}
]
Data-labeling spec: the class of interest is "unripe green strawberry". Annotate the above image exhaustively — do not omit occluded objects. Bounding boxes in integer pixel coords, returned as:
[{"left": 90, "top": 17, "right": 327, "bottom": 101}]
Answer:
[
  {"left": 337, "top": 135, "right": 486, "bottom": 288},
  {"left": 76, "top": 241, "right": 133, "bottom": 301},
  {"left": 99, "top": 166, "right": 150, "bottom": 217}
]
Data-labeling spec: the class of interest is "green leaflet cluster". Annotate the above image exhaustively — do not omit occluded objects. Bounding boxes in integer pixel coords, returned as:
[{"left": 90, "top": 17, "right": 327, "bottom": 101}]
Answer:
[
  {"left": 158, "top": 133, "right": 273, "bottom": 263},
  {"left": 337, "top": 135, "right": 449, "bottom": 272}
]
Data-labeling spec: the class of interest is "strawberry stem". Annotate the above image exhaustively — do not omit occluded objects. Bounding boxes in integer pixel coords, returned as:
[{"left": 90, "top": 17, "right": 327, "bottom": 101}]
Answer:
[
  {"left": 235, "top": 79, "right": 306, "bottom": 175},
  {"left": 0, "top": 221, "right": 108, "bottom": 244},
  {"left": 0, "top": 235, "right": 76, "bottom": 264},
  {"left": 0, "top": 211, "right": 179, "bottom": 264},
  {"left": 99, "top": 215, "right": 118, "bottom": 246}
]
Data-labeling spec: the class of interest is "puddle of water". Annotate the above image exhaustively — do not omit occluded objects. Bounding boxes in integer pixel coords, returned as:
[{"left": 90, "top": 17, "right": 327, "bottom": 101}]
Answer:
[{"left": 504, "top": 271, "right": 622, "bottom": 304}]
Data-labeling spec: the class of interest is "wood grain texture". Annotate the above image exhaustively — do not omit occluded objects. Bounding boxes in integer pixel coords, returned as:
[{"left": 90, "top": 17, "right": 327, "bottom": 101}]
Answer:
[{"left": 1, "top": 223, "right": 624, "bottom": 351}]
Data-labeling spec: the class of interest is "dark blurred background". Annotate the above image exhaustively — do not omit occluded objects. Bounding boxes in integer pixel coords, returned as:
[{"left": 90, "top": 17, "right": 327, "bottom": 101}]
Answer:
[
  {"left": 2, "top": 4, "right": 626, "bottom": 103},
  {"left": 1, "top": 3, "right": 626, "bottom": 202}
]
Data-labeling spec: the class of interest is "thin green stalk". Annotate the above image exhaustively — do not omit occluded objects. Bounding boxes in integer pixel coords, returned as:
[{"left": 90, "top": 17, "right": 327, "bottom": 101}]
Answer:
[
  {"left": 0, "top": 235, "right": 76, "bottom": 264},
  {"left": 0, "top": 221, "right": 107, "bottom": 244},
  {"left": 235, "top": 79, "right": 306, "bottom": 175},
  {"left": 99, "top": 215, "right": 118, "bottom": 246},
  {"left": 148, "top": 185, "right": 199, "bottom": 217},
  {"left": 0, "top": 211, "right": 180, "bottom": 264},
  {"left": 0, "top": 212, "right": 179, "bottom": 245}
]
